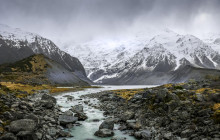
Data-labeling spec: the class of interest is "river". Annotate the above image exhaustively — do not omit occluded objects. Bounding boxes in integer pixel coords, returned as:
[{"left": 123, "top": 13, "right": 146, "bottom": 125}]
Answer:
[{"left": 56, "top": 85, "right": 157, "bottom": 140}]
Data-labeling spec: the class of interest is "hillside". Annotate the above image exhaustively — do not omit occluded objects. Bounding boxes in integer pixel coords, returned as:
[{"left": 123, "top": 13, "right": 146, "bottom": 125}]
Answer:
[
  {"left": 0, "top": 24, "right": 90, "bottom": 83},
  {"left": 0, "top": 54, "right": 89, "bottom": 86}
]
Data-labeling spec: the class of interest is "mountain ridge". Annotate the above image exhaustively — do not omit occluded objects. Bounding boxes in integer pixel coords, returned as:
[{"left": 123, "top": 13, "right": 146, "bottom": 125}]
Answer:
[
  {"left": 0, "top": 24, "right": 91, "bottom": 83},
  {"left": 63, "top": 29, "right": 220, "bottom": 84}
]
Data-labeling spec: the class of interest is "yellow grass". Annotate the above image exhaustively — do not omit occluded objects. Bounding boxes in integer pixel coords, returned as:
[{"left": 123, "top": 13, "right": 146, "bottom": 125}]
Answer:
[
  {"left": 0, "top": 127, "right": 4, "bottom": 133},
  {"left": 195, "top": 88, "right": 220, "bottom": 94},
  {"left": 163, "top": 84, "right": 173, "bottom": 88},
  {"left": 213, "top": 103, "right": 220, "bottom": 111},
  {"left": 111, "top": 88, "right": 144, "bottom": 100},
  {"left": 0, "top": 82, "right": 101, "bottom": 97}
]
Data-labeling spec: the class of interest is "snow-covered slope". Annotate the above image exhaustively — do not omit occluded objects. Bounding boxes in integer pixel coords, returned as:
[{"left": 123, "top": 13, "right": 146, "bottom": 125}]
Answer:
[
  {"left": 0, "top": 24, "right": 89, "bottom": 82},
  {"left": 63, "top": 29, "right": 220, "bottom": 84}
]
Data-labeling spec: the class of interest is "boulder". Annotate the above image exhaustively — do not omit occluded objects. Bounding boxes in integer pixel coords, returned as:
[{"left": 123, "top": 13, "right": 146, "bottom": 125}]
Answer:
[
  {"left": 58, "top": 111, "right": 78, "bottom": 125},
  {"left": 9, "top": 119, "right": 36, "bottom": 133},
  {"left": 16, "top": 131, "right": 38, "bottom": 140},
  {"left": 41, "top": 94, "right": 57, "bottom": 104},
  {"left": 63, "top": 110, "right": 73, "bottom": 116},
  {"left": 38, "top": 100, "right": 55, "bottom": 109},
  {"left": 141, "top": 130, "right": 152, "bottom": 139},
  {"left": 74, "top": 112, "right": 88, "bottom": 121},
  {"left": 121, "top": 111, "right": 134, "bottom": 121},
  {"left": 99, "top": 119, "right": 114, "bottom": 130},
  {"left": 134, "top": 130, "right": 151, "bottom": 139},
  {"left": 94, "top": 129, "right": 114, "bottom": 137}
]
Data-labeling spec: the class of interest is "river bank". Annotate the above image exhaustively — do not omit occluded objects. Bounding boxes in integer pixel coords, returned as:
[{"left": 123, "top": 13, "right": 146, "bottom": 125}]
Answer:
[
  {"left": 0, "top": 84, "right": 153, "bottom": 140},
  {"left": 82, "top": 80, "right": 220, "bottom": 139},
  {"left": 1, "top": 79, "right": 219, "bottom": 140},
  {"left": 55, "top": 85, "right": 152, "bottom": 140}
]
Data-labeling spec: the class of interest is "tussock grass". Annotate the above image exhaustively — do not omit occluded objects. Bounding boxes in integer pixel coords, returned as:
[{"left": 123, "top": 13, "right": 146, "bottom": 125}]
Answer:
[{"left": 111, "top": 88, "right": 145, "bottom": 100}]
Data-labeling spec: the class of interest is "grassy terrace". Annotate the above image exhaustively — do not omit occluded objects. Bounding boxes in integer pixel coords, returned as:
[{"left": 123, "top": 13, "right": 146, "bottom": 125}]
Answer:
[{"left": 0, "top": 82, "right": 100, "bottom": 98}]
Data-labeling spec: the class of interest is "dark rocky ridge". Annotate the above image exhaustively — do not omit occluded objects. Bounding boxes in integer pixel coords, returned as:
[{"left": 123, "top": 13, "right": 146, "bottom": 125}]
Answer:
[
  {"left": 98, "top": 65, "right": 220, "bottom": 85},
  {"left": 0, "top": 54, "right": 89, "bottom": 86}
]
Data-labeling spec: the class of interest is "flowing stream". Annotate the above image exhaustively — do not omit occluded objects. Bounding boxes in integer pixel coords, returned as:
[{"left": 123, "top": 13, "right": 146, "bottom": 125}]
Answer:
[{"left": 56, "top": 85, "right": 157, "bottom": 140}]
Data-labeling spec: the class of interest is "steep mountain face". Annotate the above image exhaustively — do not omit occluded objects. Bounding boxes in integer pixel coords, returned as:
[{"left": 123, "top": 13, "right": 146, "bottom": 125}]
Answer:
[
  {"left": 0, "top": 24, "right": 89, "bottom": 82},
  {"left": 0, "top": 54, "right": 89, "bottom": 86},
  {"left": 63, "top": 30, "right": 220, "bottom": 85}
]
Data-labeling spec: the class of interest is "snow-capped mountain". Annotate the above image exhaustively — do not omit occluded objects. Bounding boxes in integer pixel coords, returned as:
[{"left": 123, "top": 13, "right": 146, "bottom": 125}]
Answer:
[
  {"left": 0, "top": 24, "right": 89, "bottom": 82},
  {"left": 63, "top": 29, "right": 220, "bottom": 84}
]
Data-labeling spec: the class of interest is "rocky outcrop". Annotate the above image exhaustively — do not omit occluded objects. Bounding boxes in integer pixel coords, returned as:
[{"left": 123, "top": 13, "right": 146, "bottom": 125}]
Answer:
[{"left": 0, "top": 93, "right": 74, "bottom": 140}]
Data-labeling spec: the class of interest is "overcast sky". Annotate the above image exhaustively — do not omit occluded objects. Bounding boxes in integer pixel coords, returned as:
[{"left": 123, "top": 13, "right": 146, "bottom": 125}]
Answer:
[{"left": 0, "top": 0, "right": 220, "bottom": 44}]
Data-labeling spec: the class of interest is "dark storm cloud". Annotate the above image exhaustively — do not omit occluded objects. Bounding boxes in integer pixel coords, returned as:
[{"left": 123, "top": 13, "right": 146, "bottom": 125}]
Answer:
[{"left": 0, "top": 0, "right": 220, "bottom": 43}]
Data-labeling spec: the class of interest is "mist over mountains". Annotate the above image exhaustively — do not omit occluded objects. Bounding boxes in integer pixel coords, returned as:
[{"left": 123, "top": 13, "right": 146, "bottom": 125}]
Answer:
[{"left": 63, "top": 28, "right": 220, "bottom": 84}]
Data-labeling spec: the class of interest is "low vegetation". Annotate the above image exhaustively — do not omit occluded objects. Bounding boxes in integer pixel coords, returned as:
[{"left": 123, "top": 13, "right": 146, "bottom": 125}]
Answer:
[
  {"left": 111, "top": 88, "right": 145, "bottom": 100},
  {"left": 0, "top": 82, "right": 100, "bottom": 97}
]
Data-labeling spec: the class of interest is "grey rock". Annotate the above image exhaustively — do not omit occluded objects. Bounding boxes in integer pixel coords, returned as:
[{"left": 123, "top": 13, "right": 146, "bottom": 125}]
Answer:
[
  {"left": 35, "top": 132, "right": 43, "bottom": 140},
  {"left": 141, "top": 130, "right": 152, "bottom": 139},
  {"left": 39, "top": 100, "right": 55, "bottom": 109},
  {"left": 94, "top": 129, "right": 114, "bottom": 137},
  {"left": 47, "top": 127, "right": 57, "bottom": 137},
  {"left": 121, "top": 111, "right": 134, "bottom": 121},
  {"left": 9, "top": 119, "right": 36, "bottom": 133},
  {"left": 74, "top": 112, "right": 88, "bottom": 121},
  {"left": 64, "top": 110, "right": 73, "bottom": 116},
  {"left": 126, "top": 120, "right": 136, "bottom": 123},
  {"left": 181, "top": 129, "right": 193, "bottom": 138},
  {"left": 16, "top": 131, "right": 37, "bottom": 140},
  {"left": 99, "top": 119, "right": 114, "bottom": 130},
  {"left": 134, "top": 130, "right": 152, "bottom": 139},
  {"left": 198, "top": 109, "right": 211, "bottom": 117},
  {"left": 164, "top": 132, "right": 173, "bottom": 139},
  {"left": 0, "top": 133, "right": 17, "bottom": 140},
  {"left": 58, "top": 114, "right": 78, "bottom": 125},
  {"left": 58, "top": 130, "right": 73, "bottom": 137},
  {"left": 24, "top": 114, "right": 39, "bottom": 123},
  {"left": 71, "top": 105, "right": 83, "bottom": 113},
  {"left": 195, "top": 93, "right": 204, "bottom": 102},
  {"left": 41, "top": 94, "right": 57, "bottom": 104}
]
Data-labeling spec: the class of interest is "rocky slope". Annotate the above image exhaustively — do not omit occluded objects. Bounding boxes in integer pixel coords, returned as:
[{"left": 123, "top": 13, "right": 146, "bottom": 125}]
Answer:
[
  {"left": 0, "top": 54, "right": 89, "bottom": 86},
  {"left": 64, "top": 30, "right": 220, "bottom": 84},
  {"left": 82, "top": 79, "right": 220, "bottom": 139},
  {"left": 0, "top": 24, "right": 89, "bottom": 83}
]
